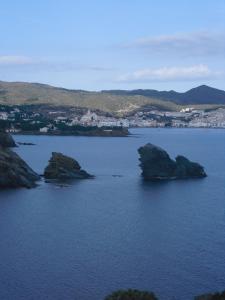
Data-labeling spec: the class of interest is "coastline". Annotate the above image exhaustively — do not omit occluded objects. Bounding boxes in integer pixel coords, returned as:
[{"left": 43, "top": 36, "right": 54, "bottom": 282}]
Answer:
[{"left": 12, "top": 128, "right": 130, "bottom": 137}]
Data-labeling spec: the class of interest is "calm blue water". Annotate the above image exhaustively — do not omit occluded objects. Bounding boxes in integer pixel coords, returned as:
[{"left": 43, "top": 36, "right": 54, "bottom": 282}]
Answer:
[{"left": 0, "top": 128, "right": 224, "bottom": 300}]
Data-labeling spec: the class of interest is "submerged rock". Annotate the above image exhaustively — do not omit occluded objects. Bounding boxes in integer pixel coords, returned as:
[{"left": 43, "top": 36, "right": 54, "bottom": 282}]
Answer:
[
  {"left": 138, "top": 143, "right": 206, "bottom": 180},
  {"left": 44, "top": 152, "right": 93, "bottom": 180},
  {"left": 0, "top": 131, "right": 16, "bottom": 148},
  {"left": 17, "top": 142, "right": 36, "bottom": 146},
  {"left": 0, "top": 147, "right": 40, "bottom": 188}
]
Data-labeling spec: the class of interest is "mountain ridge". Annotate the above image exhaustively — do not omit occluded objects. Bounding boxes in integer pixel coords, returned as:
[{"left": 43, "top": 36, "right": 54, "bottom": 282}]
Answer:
[
  {"left": 0, "top": 81, "right": 224, "bottom": 114},
  {"left": 102, "top": 85, "right": 225, "bottom": 105}
]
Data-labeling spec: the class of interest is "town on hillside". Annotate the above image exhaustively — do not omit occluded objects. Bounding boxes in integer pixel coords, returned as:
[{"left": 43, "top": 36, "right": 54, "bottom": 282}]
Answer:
[{"left": 0, "top": 105, "right": 225, "bottom": 134}]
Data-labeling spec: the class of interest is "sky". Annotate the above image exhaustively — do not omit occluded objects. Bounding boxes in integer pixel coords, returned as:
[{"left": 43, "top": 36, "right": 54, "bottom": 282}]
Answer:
[{"left": 0, "top": 0, "right": 225, "bottom": 91}]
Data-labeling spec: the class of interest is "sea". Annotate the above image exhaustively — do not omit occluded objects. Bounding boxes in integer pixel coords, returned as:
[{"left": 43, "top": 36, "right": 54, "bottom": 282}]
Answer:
[{"left": 0, "top": 128, "right": 224, "bottom": 300}]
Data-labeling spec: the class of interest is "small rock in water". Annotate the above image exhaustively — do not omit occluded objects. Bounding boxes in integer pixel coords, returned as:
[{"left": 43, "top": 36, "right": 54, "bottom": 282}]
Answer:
[
  {"left": 17, "top": 142, "right": 36, "bottom": 146},
  {"left": 44, "top": 152, "right": 93, "bottom": 180}
]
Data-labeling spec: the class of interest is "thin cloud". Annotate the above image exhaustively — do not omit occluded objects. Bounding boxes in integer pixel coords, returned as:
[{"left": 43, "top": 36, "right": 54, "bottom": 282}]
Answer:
[
  {"left": 125, "top": 31, "right": 225, "bottom": 57},
  {"left": 0, "top": 55, "right": 111, "bottom": 72},
  {"left": 0, "top": 55, "right": 37, "bottom": 65},
  {"left": 117, "top": 65, "right": 222, "bottom": 83}
]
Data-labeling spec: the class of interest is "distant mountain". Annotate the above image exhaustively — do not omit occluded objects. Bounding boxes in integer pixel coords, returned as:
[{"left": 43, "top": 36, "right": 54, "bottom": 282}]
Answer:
[
  {"left": 0, "top": 81, "right": 224, "bottom": 115},
  {"left": 178, "top": 85, "right": 225, "bottom": 104},
  {"left": 103, "top": 85, "right": 225, "bottom": 105}
]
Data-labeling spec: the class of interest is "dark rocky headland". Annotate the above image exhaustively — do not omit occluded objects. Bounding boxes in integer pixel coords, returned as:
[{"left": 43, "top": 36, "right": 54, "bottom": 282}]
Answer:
[
  {"left": 138, "top": 143, "right": 206, "bottom": 180},
  {"left": 15, "top": 127, "right": 129, "bottom": 137},
  {"left": 0, "top": 132, "right": 40, "bottom": 188},
  {"left": 0, "top": 130, "right": 17, "bottom": 148},
  {"left": 44, "top": 152, "right": 93, "bottom": 180}
]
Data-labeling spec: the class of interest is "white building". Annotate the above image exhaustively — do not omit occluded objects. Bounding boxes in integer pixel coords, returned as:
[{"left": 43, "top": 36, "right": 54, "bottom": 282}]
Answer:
[
  {"left": 80, "top": 110, "right": 99, "bottom": 124},
  {"left": 40, "top": 127, "right": 49, "bottom": 133},
  {"left": 180, "top": 107, "right": 194, "bottom": 113},
  {"left": 0, "top": 112, "right": 8, "bottom": 120},
  {"left": 6, "top": 127, "right": 20, "bottom": 133}
]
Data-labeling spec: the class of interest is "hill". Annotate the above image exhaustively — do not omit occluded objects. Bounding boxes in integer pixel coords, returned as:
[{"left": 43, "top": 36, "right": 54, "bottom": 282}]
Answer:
[
  {"left": 103, "top": 85, "right": 225, "bottom": 105},
  {"left": 0, "top": 81, "right": 224, "bottom": 115},
  {"left": 0, "top": 81, "right": 179, "bottom": 114}
]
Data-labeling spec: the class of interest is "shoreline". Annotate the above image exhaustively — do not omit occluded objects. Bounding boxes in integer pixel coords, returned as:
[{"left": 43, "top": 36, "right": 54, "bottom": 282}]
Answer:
[
  {"left": 11, "top": 129, "right": 130, "bottom": 137},
  {"left": 10, "top": 127, "right": 225, "bottom": 138}
]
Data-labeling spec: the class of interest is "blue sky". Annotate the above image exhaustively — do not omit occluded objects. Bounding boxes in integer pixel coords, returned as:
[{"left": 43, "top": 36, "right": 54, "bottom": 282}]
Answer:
[{"left": 0, "top": 0, "right": 224, "bottom": 91}]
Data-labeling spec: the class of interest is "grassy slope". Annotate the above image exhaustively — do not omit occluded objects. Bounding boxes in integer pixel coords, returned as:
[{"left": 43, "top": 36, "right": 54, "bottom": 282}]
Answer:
[{"left": 0, "top": 81, "right": 222, "bottom": 115}]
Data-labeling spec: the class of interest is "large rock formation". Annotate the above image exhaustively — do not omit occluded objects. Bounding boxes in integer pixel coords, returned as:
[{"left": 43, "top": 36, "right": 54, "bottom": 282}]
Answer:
[
  {"left": 138, "top": 143, "right": 206, "bottom": 180},
  {"left": 44, "top": 152, "right": 93, "bottom": 180},
  {"left": 0, "top": 147, "right": 40, "bottom": 188},
  {"left": 0, "top": 131, "right": 16, "bottom": 148}
]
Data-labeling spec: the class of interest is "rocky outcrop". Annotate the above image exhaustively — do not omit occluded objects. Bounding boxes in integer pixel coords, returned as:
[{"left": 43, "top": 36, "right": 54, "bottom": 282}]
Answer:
[
  {"left": 0, "top": 131, "right": 16, "bottom": 148},
  {"left": 175, "top": 155, "right": 207, "bottom": 179},
  {"left": 138, "top": 143, "right": 206, "bottom": 180},
  {"left": 0, "top": 147, "right": 40, "bottom": 188},
  {"left": 44, "top": 152, "right": 93, "bottom": 180}
]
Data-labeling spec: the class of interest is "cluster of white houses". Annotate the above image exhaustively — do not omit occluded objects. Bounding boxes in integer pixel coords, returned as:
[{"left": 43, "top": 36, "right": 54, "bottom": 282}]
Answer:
[
  {"left": 54, "top": 110, "right": 129, "bottom": 128},
  {"left": 1, "top": 106, "right": 225, "bottom": 131}
]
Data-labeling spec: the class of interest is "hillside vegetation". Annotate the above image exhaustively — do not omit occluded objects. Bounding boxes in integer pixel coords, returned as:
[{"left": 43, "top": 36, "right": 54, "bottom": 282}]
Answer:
[{"left": 0, "top": 81, "right": 224, "bottom": 115}]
